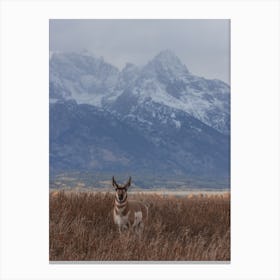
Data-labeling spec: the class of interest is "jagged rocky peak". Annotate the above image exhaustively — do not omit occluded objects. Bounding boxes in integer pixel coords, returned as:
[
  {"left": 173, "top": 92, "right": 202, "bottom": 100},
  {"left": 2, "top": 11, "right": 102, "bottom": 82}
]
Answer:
[
  {"left": 143, "top": 50, "right": 190, "bottom": 80},
  {"left": 49, "top": 50, "right": 120, "bottom": 106},
  {"left": 154, "top": 49, "right": 183, "bottom": 63}
]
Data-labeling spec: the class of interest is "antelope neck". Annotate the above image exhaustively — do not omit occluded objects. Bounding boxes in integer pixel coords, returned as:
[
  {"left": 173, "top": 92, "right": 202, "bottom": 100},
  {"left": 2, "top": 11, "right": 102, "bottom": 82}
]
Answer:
[{"left": 115, "top": 195, "right": 127, "bottom": 207}]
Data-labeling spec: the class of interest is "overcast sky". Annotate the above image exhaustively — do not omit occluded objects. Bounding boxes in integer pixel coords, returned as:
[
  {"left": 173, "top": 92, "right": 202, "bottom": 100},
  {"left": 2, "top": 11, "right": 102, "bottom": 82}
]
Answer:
[{"left": 50, "top": 19, "right": 230, "bottom": 84}]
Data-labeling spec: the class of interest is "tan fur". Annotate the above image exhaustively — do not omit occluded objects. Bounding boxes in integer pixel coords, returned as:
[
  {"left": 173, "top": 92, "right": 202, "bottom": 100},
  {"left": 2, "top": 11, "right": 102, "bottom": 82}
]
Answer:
[
  {"left": 126, "top": 200, "right": 148, "bottom": 224},
  {"left": 112, "top": 176, "right": 148, "bottom": 234}
]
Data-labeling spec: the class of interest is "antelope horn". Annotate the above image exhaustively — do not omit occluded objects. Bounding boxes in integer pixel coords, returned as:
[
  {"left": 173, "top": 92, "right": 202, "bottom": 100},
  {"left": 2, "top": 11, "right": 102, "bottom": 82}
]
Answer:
[
  {"left": 124, "top": 176, "right": 131, "bottom": 189},
  {"left": 112, "top": 176, "right": 119, "bottom": 188}
]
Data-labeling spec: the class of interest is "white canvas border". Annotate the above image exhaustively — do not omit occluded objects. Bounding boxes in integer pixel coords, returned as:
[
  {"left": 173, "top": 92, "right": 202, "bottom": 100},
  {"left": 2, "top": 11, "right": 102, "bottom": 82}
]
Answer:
[{"left": 0, "top": 0, "right": 279, "bottom": 279}]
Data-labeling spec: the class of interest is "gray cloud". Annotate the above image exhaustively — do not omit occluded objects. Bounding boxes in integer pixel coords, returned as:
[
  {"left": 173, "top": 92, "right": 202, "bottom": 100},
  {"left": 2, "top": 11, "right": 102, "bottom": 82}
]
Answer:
[{"left": 50, "top": 19, "right": 230, "bottom": 83}]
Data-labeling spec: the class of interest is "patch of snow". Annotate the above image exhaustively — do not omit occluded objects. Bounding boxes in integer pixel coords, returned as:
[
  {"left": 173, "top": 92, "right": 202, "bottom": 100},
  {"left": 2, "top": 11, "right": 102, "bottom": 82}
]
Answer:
[{"left": 173, "top": 119, "right": 181, "bottom": 129}]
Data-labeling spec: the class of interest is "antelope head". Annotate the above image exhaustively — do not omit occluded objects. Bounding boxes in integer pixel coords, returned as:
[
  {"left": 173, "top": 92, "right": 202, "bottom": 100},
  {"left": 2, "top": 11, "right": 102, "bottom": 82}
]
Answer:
[{"left": 112, "top": 176, "right": 131, "bottom": 202}]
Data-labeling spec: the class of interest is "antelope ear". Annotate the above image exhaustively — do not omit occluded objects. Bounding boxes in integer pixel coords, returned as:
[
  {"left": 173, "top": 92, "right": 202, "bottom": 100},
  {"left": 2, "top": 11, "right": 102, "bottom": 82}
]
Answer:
[
  {"left": 112, "top": 176, "right": 118, "bottom": 189},
  {"left": 124, "top": 176, "right": 131, "bottom": 189}
]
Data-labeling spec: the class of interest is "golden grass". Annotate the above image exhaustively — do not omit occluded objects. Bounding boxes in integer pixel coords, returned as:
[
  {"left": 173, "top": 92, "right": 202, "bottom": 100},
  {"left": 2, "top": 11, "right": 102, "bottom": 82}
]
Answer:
[{"left": 49, "top": 191, "right": 230, "bottom": 261}]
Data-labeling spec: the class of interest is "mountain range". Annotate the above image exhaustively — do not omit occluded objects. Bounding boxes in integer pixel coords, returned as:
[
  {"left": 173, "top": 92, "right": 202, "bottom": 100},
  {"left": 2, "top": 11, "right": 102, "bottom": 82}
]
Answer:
[{"left": 50, "top": 50, "right": 230, "bottom": 185}]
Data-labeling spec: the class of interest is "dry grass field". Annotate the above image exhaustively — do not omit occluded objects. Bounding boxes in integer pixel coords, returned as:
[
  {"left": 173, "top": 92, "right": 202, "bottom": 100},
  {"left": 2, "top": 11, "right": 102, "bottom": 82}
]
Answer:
[{"left": 49, "top": 191, "right": 230, "bottom": 261}]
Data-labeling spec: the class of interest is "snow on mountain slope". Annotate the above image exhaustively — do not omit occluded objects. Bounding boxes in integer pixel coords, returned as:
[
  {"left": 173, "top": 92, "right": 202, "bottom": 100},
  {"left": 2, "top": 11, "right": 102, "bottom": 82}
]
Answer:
[
  {"left": 49, "top": 50, "right": 230, "bottom": 179},
  {"left": 50, "top": 51, "right": 120, "bottom": 106},
  {"left": 50, "top": 50, "right": 230, "bottom": 134},
  {"left": 109, "top": 50, "right": 230, "bottom": 134}
]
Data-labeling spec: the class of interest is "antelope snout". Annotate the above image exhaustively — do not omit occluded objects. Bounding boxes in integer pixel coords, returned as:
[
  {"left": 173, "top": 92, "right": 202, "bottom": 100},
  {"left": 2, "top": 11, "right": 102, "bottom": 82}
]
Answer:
[{"left": 118, "top": 194, "right": 124, "bottom": 201}]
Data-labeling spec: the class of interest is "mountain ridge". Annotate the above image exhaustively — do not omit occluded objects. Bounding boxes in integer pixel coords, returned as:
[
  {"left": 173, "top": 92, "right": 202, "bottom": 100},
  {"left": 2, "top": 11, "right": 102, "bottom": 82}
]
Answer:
[
  {"left": 50, "top": 50, "right": 230, "bottom": 134},
  {"left": 49, "top": 50, "right": 230, "bottom": 183}
]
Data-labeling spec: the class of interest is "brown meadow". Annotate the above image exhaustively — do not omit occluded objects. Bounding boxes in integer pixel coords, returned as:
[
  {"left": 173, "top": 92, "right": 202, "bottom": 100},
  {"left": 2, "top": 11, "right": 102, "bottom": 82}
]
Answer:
[{"left": 49, "top": 191, "right": 230, "bottom": 261}]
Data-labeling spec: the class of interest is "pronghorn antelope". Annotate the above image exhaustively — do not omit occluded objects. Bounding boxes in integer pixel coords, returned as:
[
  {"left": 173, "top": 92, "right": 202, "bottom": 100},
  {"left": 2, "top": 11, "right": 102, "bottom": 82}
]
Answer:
[{"left": 112, "top": 176, "right": 148, "bottom": 234}]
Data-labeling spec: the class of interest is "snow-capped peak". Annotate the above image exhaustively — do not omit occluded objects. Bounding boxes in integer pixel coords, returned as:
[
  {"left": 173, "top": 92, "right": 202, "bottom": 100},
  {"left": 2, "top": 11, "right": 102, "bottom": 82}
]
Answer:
[
  {"left": 153, "top": 50, "right": 189, "bottom": 71},
  {"left": 153, "top": 50, "right": 184, "bottom": 65},
  {"left": 143, "top": 50, "right": 190, "bottom": 81}
]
